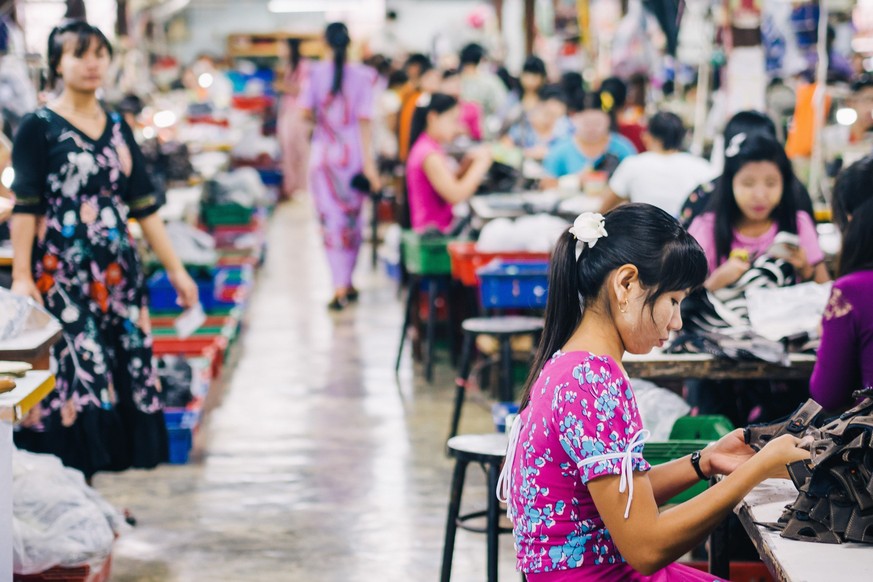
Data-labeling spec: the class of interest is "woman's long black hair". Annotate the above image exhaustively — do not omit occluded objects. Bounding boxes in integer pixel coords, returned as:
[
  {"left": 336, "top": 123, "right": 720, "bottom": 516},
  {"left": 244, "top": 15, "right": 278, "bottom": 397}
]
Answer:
[
  {"left": 325, "top": 22, "right": 350, "bottom": 96},
  {"left": 408, "top": 93, "right": 458, "bottom": 150},
  {"left": 287, "top": 38, "right": 302, "bottom": 74},
  {"left": 48, "top": 20, "right": 113, "bottom": 88},
  {"left": 833, "top": 155, "right": 873, "bottom": 276},
  {"left": 519, "top": 204, "right": 708, "bottom": 409},
  {"left": 710, "top": 133, "right": 797, "bottom": 268}
]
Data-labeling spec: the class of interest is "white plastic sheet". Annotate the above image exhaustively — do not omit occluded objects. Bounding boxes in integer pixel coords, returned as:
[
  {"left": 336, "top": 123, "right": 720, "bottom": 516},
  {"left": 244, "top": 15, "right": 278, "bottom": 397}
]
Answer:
[{"left": 12, "top": 450, "right": 127, "bottom": 575}]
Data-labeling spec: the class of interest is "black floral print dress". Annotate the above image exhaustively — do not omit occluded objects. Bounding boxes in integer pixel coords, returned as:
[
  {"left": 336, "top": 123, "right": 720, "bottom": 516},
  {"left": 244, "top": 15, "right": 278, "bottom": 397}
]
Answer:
[{"left": 11, "top": 107, "right": 167, "bottom": 478}]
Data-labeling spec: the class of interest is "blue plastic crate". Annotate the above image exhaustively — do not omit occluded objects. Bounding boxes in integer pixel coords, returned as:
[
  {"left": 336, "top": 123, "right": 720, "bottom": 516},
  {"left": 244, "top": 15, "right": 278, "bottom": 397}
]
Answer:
[
  {"left": 257, "top": 168, "right": 283, "bottom": 186},
  {"left": 167, "top": 426, "right": 193, "bottom": 464},
  {"left": 148, "top": 271, "right": 215, "bottom": 312},
  {"left": 164, "top": 407, "right": 201, "bottom": 430},
  {"left": 477, "top": 260, "right": 549, "bottom": 309}
]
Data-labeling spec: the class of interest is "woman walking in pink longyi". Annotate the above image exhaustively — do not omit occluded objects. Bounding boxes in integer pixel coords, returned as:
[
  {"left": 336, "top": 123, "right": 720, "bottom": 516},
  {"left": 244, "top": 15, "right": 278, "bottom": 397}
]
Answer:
[{"left": 301, "top": 22, "right": 380, "bottom": 311}]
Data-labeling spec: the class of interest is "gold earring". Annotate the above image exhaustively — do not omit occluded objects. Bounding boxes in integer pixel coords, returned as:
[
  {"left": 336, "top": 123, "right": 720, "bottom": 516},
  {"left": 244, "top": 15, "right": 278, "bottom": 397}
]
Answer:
[{"left": 619, "top": 300, "right": 629, "bottom": 314}]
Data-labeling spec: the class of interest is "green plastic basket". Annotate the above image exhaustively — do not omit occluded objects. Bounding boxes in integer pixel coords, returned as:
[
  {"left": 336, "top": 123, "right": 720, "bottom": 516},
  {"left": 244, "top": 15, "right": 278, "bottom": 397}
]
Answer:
[
  {"left": 401, "top": 231, "right": 453, "bottom": 275},
  {"left": 202, "top": 203, "right": 254, "bottom": 227},
  {"left": 644, "top": 439, "right": 713, "bottom": 504},
  {"left": 644, "top": 417, "right": 735, "bottom": 505},
  {"left": 669, "top": 415, "right": 734, "bottom": 441}
]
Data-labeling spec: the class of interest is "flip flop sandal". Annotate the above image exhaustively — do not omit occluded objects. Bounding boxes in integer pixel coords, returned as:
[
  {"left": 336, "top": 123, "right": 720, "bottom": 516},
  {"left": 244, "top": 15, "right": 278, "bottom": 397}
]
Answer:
[
  {"left": 844, "top": 508, "right": 873, "bottom": 543},
  {"left": 787, "top": 459, "right": 814, "bottom": 490},
  {"left": 809, "top": 497, "right": 833, "bottom": 527},
  {"left": 830, "top": 498, "right": 855, "bottom": 535},
  {"left": 744, "top": 399, "right": 824, "bottom": 452},
  {"left": 829, "top": 466, "right": 873, "bottom": 512},
  {"left": 781, "top": 513, "right": 843, "bottom": 544},
  {"left": 809, "top": 437, "right": 845, "bottom": 466}
]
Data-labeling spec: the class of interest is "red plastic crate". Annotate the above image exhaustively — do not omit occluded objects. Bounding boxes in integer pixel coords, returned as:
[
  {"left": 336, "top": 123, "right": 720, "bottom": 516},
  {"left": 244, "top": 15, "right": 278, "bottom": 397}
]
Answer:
[
  {"left": 15, "top": 553, "right": 112, "bottom": 582},
  {"left": 447, "top": 242, "right": 550, "bottom": 287},
  {"left": 684, "top": 561, "right": 774, "bottom": 582},
  {"left": 152, "top": 337, "right": 227, "bottom": 379}
]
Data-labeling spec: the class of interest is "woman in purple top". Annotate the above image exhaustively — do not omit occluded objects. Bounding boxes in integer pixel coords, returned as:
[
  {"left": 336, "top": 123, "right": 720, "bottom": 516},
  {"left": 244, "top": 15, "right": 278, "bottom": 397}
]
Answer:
[
  {"left": 687, "top": 133, "right": 830, "bottom": 291},
  {"left": 499, "top": 204, "right": 809, "bottom": 580},
  {"left": 301, "top": 23, "right": 379, "bottom": 310},
  {"left": 810, "top": 156, "right": 873, "bottom": 411},
  {"left": 405, "top": 93, "right": 491, "bottom": 232}
]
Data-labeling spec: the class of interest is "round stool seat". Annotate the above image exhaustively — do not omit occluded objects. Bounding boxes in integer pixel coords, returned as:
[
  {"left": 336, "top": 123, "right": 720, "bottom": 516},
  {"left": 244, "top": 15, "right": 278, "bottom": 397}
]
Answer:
[
  {"left": 447, "top": 433, "right": 509, "bottom": 463},
  {"left": 461, "top": 316, "right": 544, "bottom": 337}
]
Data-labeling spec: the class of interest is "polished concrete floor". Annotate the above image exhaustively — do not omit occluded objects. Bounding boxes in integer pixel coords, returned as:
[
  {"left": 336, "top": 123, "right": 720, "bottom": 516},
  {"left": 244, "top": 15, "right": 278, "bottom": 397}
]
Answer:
[{"left": 95, "top": 199, "right": 519, "bottom": 581}]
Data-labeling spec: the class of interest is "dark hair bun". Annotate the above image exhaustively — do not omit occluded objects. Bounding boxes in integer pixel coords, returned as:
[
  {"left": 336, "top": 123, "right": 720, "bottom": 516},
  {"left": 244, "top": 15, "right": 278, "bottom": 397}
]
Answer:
[{"left": 326, "top": 22, "right": 350, "bottom": 49}]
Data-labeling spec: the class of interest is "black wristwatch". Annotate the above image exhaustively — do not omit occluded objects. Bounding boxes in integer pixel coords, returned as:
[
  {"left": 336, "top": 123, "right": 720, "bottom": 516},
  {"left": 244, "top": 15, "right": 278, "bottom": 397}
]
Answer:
[{"left": 690, "top": 450, "right": 709, "bottom": 481}]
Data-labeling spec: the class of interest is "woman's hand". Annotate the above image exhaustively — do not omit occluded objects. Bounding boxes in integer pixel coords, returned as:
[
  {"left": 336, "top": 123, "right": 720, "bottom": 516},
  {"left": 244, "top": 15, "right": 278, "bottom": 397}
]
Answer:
[
  {"left": 11, "top": 277, "right": 43, "bottom": 305},
  {"left": 701, "top": 429, "right": 755, "bottom": 477},
  {"left": 706, "top": 257, "right": 750, "bottom": 291},
  {"left": 167, "top": 268, "right": 199, "bottom": 310},
  {"left": 787, "top": 246, "right": 813, "bottom": 280},
  {"left": 755, "top": 434, "right": 811, "bottom": 480},
  {"left": 363, "top": 160, "right": 382, "bottom": 193}
]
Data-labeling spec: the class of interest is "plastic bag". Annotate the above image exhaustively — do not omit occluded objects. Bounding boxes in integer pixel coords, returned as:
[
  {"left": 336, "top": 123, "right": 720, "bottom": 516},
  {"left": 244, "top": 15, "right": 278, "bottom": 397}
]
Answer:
[
  {"left": 12, "top": 449, "right": 127, "bottom": 575},
  {"left": 746, "top": 281, "right": 832, "bottom": 342},
  {"left": 0, "top": 288, "right": 56, "bottom": 341},
  {"left": 633, "top": 379, "right": 691, "bottom": 441}
]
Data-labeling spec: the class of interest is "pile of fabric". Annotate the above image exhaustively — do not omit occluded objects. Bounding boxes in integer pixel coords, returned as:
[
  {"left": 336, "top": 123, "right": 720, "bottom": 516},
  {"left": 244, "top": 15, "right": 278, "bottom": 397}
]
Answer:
[{"left": 746, "top": 394, "right": 873, "bottom": 544}]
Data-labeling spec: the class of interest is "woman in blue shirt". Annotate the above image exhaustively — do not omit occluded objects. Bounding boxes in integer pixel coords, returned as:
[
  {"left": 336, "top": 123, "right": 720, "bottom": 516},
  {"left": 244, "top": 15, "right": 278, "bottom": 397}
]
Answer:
[{"left": 543, "top": 90, "right": 637, "bottom": 182}]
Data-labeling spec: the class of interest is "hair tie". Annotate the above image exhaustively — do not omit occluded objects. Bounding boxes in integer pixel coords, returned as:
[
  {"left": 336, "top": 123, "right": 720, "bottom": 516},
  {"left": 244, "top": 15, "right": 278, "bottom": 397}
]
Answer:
[
  {"left": 569, "top": 212, "right": 608, "bottom": 249},
  {"left": 600, "top": 91, "right": 615, "bottom": 114},
  {"left": 416, "top": 93, "right": 432, "bottom": 108},
  {"left": 725, "top": 132, "right": 747, "bottom": 158}
]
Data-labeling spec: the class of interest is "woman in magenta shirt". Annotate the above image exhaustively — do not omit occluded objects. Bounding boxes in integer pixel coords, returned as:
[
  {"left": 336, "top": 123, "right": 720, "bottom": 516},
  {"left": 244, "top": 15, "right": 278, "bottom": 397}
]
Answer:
[
  {"left": 687, "top": 133, "right": 829, "bottom": 291},
  {"left": 405, "top": 93, "right": 492, "bottom": 232},
  {"left": 810, "top": 156, "right": 873, "bottom": 411}
]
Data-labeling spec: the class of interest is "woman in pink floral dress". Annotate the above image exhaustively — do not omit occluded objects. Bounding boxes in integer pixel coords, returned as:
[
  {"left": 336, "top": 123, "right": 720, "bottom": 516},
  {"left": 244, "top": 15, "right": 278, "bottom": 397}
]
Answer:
[{"left": 499, "top": 204, "right": 811, "bottom": 580}]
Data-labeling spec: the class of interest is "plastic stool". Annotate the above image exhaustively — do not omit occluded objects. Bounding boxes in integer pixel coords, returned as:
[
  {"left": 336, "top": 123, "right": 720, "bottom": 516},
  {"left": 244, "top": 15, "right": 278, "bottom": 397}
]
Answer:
[
  {"left": 441, "top": 433, "right": 512, "bottom": 582},
  {"left": 450, "top": 316, "right": 543, "bottom": 440},
  {"left": 395, "top": 274, "right": 455, "bottom": 382}
]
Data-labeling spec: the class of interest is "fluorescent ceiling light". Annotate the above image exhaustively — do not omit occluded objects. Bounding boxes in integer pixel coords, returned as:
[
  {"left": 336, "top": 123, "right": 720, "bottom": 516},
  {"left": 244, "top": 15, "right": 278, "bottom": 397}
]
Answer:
[{"left": 268, "top": 0, "right": 364, "bottom": 13}]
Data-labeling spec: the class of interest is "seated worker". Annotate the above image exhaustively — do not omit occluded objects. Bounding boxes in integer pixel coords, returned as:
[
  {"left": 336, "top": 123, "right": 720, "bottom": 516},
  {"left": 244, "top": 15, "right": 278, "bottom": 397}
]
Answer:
[
  {"left": 398, "top": 54, "right": 441, "bottom": 162},
  {"left": 680, "top": 110, "right": 815, "bottom": 228},
  {"left": 406, "top": 93, "right": 493, "bottom": 232},
  {"left": 687, "top": 133, "right": 829, "bottom": 291},
  {"left": 504, "top": 86, "right": 573, "bottom": 161},
  {"left": 600, "top": 74, "right": 648, "bottom": 152},
  {"left": 846, "top": 74, "right": 873, "bottom": 144},
  {"left": 440, "top": 69, "right": 483, "bottom": 141},
  {"left": 542, "top": 90, "right": 637, "bottom": 185},
  {"left": 810, "top": 155, "right": 873, "bottom": 411},
  {"left": 603, "top": 111, "right": 717, "bottom": 217}
]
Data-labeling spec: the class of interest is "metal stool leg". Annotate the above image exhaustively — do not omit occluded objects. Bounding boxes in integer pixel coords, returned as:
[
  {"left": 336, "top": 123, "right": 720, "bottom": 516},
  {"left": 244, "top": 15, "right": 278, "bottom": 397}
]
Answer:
[
  {"left": 425, "top": 277, "right": 438, "bottom": 383},
  {"left": 445, "top": 278, "right": 458, "bottom": 367},
  {"left": 440, "top": 458, "right": 469, "bottom": 582},
  {"left": 450, "top": 332, "right": 475, "bottom": 441},
  {"left": 499, "top": 336, "right": 513, "bottom": 403},
  {"left": 395, "top": 281, "right": 416, "bottom": 373},
  {"left": 486, "top": 461, "right": 501, "bottom": 582},
  {"left": 370, "top": 193, "right": 380, "bottom": 269}
]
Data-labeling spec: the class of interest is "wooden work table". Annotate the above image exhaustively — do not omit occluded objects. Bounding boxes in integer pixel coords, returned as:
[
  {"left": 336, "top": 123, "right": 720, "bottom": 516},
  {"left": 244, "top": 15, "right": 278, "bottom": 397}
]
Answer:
[
  {"left": 0, "top": 370, "right": 56, "bottom": 581},
  {"left": 710, "top": 478, "right": 873, "bottom": 581},
  {"left": 623, "top": 352, "right": 816, "bottom": 382},
  {"left": 0, "top": 322, "right": 63, "bottom": 371}
]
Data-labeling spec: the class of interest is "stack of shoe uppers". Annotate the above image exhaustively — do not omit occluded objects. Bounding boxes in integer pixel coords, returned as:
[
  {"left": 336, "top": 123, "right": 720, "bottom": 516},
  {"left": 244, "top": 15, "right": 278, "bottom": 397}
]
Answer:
[{"left": 745, "top": 391, "right": 873, "bottom": 544}]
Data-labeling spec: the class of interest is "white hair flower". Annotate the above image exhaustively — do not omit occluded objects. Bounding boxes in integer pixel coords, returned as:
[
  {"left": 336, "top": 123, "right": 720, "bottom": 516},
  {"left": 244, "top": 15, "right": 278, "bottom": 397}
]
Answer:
[
  {"left": 725, "top": 132, "right": 747, "bottom": 158},
  {"left": 569, "top": 212, "right": 608, "bottom": 248}
]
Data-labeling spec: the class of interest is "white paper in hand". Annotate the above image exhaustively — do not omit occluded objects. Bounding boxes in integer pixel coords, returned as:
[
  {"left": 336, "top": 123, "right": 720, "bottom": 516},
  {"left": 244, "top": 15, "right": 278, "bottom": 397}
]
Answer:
[{"left": 174, "top": 303, "right": 206, "bottom": 339}]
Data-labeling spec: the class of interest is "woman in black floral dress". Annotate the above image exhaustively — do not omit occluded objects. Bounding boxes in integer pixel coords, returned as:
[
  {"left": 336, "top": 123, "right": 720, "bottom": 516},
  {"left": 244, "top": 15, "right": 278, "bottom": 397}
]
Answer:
[{"left": 9, "top": 22, "right": 198, "bottom": 479}]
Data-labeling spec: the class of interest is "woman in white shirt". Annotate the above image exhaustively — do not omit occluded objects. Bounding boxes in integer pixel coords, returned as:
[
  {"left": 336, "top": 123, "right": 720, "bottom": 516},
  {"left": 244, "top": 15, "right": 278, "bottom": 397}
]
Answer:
[{"left": 603, "top": 112, "right": 717, "bottom": 217}]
